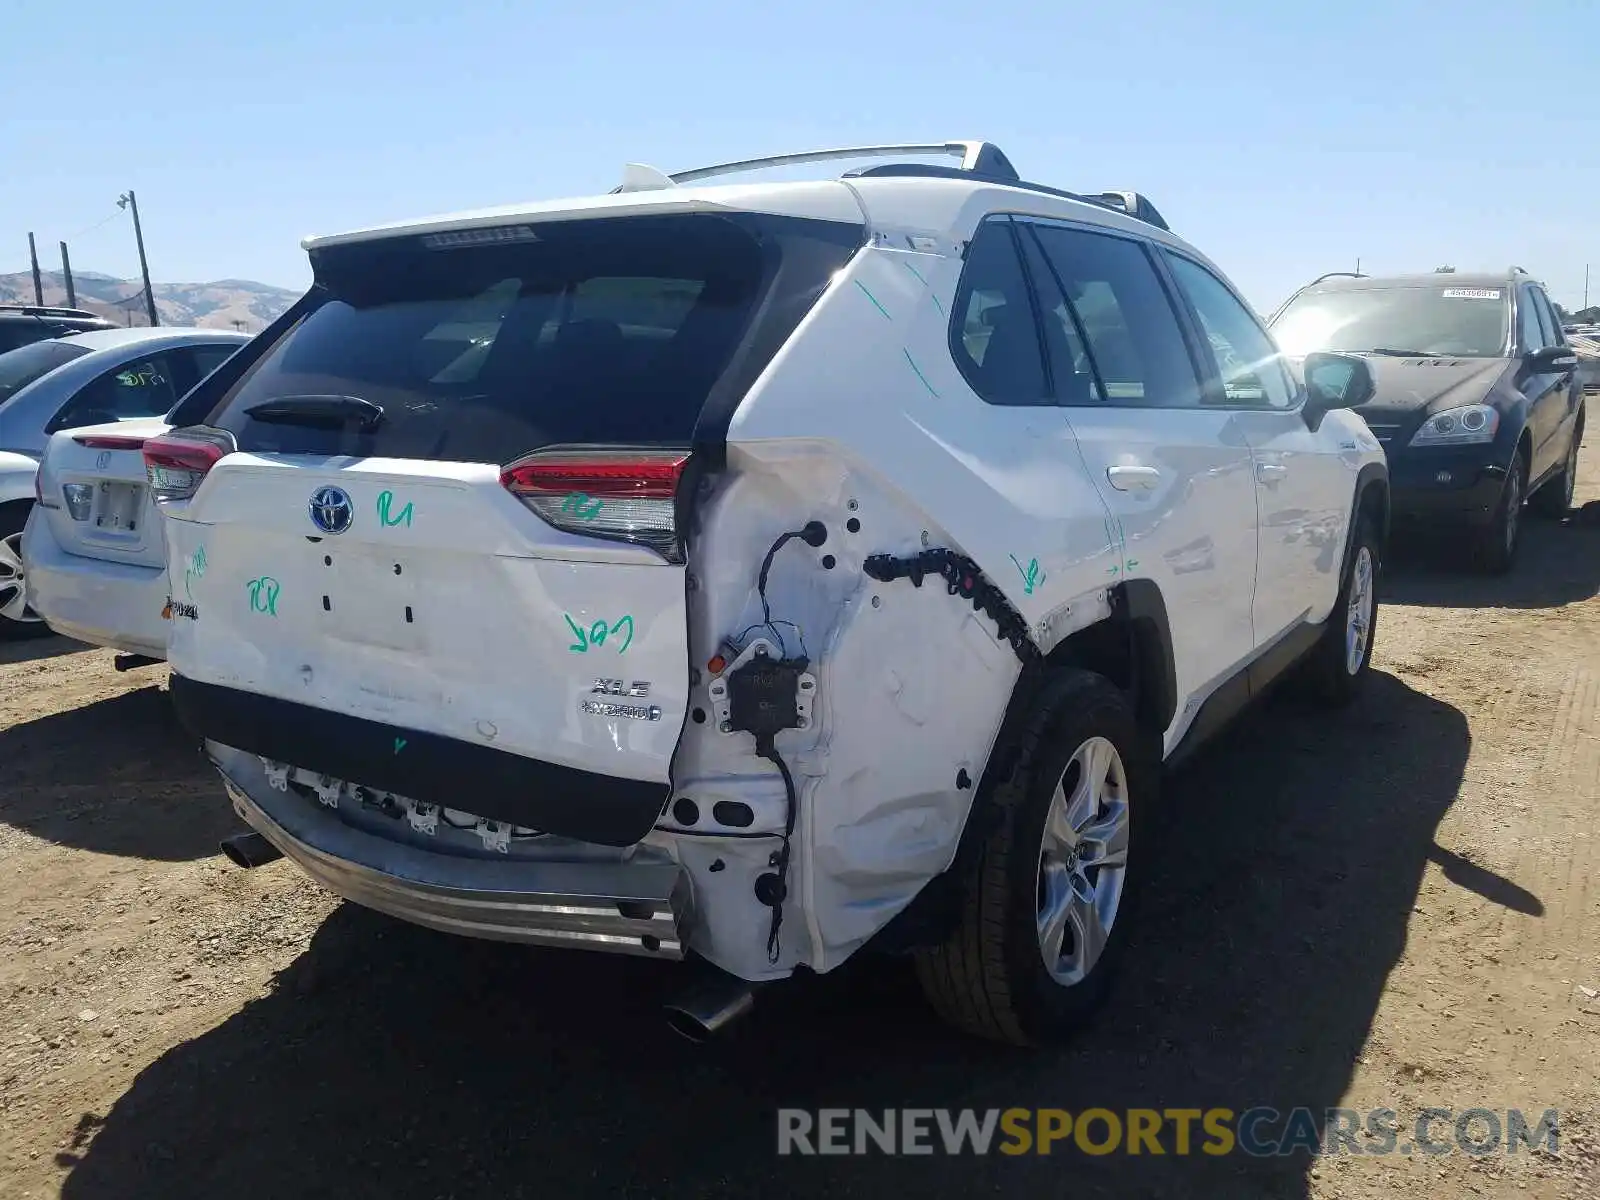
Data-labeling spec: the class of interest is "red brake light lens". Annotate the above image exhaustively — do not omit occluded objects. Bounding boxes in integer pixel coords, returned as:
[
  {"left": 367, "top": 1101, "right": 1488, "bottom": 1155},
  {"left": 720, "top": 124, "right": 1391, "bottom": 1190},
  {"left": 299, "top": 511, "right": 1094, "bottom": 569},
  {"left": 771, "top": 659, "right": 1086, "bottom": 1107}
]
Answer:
[
  {"left": 501, "top": 448, "right": 690, "bottom": 562},
  {"left": 142, "top": 427, "right": 236, "bottom": 501}
]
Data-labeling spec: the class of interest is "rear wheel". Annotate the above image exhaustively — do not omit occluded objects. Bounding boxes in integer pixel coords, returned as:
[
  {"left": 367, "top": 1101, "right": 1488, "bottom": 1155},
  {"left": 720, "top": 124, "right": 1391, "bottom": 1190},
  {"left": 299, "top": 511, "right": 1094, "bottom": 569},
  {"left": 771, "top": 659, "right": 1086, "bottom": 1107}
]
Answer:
[
  {"left": 1530, "top": 418, "right": 1583, "bottom": 518},
  {"left": 0, "top": 505, "right": 50, "bottom": 641},
  {"left": 913, "top": 669, "right": 1153, "bottom": 1045},
  {"left": 1473, "top": 452, "right": 1526, "bottom": 575}
]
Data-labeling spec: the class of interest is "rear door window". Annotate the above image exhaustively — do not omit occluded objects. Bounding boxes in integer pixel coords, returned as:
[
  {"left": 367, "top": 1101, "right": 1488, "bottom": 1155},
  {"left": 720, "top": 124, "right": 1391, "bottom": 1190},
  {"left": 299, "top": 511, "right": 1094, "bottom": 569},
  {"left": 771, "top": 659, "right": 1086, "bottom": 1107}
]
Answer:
[
  {"left": 0, "top": 338, "right": 92, "bottom": 406},
  {"left": 1026, "top": 223, "right": 1203, "bottom": 408},
  {"left": 46, "top": 350, "right": 186, "bottom": 432},
  {"left": 207, "top": 214, "right": 829, "bottom": 462}
]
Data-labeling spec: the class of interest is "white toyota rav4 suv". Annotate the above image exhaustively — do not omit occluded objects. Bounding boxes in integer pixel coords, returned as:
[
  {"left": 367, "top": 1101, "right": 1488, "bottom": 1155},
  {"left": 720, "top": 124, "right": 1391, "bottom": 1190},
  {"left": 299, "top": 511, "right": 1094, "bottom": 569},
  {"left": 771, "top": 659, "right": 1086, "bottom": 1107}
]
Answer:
[{"left": 148, "top": 142, "right": 1388, "bottom": 1044}]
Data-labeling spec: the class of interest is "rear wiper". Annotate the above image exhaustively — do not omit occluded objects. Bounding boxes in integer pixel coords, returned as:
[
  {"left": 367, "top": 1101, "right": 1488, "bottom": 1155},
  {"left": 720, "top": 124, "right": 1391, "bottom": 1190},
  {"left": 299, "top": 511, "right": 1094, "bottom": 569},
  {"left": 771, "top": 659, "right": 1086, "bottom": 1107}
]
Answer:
[
  {"left": 244, "top": 394, "right": 385, "bottom": 431},
  {"left": 1361, "top": 348, "right": 1435, "bottom": 357}
]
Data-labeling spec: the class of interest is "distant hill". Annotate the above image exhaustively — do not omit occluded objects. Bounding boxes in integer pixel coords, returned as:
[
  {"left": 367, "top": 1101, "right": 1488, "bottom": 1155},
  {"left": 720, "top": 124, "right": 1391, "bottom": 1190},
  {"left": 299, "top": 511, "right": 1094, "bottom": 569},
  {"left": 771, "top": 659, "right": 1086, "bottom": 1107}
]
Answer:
[{"left": 0, "top": 269, "right": 299, "bottom": 333}]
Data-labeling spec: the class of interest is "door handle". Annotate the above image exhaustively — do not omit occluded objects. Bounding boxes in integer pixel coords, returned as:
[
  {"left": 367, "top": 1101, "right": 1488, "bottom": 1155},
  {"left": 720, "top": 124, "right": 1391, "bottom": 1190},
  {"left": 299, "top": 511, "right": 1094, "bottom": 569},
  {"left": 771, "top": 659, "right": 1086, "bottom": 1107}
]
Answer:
[
  {"left": 1256, "top": 462, "right": 1289, "bottom": 484},
  {"left": 1106, "top": 465, "right": 1162, "bottom": 492}
]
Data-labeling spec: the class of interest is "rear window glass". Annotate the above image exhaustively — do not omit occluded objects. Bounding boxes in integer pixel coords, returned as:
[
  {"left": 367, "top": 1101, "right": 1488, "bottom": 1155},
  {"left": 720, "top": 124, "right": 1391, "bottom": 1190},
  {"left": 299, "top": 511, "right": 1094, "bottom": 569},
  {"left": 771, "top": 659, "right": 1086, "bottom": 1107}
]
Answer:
[
  {"left": 210, "top": 215, "right": 784, "bottom": 461},
  {"left": 0, "top": 338, "right": 91, "bottom": 406}
]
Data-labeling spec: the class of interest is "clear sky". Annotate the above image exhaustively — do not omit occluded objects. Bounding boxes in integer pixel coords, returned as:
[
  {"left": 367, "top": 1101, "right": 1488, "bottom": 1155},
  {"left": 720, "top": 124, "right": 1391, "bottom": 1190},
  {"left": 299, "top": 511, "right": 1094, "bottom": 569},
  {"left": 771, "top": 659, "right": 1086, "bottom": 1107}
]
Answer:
[{"left": 3, "top": 0, "right": 1595, "bottom": 314}]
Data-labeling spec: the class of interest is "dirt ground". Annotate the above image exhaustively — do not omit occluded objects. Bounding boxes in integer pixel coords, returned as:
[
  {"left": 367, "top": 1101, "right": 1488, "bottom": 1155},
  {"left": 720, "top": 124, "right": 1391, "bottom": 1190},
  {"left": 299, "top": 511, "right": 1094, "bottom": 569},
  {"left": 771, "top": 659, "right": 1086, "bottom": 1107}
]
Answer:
[{"left": 1, "top": 433, "right": 1597, "bottom": 1200}]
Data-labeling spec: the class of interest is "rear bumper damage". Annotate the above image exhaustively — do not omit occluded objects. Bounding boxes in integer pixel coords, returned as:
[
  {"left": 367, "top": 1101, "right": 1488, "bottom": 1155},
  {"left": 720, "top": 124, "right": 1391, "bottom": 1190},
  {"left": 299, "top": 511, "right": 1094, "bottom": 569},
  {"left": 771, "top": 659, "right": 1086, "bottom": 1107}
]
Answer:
[{"left": 211, "top": 744, "right": 689, "bottom": 958}]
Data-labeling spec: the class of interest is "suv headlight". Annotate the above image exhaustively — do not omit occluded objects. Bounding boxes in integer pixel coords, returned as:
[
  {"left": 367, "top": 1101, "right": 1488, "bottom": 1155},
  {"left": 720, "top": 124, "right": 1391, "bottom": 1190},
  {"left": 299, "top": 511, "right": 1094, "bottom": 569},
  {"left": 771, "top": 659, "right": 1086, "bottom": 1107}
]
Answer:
[{"left": 1408, "top": 404, "right": 1499, "bottom": 447}]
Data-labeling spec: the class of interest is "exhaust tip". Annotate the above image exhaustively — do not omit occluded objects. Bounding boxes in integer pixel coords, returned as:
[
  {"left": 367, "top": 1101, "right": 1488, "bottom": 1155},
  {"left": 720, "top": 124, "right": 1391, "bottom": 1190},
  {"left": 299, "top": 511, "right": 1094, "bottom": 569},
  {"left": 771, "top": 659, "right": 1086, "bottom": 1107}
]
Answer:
[
  {"left": 113, "top": 653, "right": 161, "bottom": 672},
  {"left": 664, "top": 976, "right": 756, "bottom": 1043},
  {"left": 219, "top": 831, "right": 283, "bottom": 869}
]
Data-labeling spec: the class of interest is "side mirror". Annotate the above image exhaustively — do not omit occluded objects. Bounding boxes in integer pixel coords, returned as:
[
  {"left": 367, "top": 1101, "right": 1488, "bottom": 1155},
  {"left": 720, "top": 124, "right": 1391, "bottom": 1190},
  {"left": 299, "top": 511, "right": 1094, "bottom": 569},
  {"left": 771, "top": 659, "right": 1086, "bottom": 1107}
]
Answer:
[
  {"left": 1302, "top": 351, "right": 1375, "bottom": 431},
  {"left": 1527, "top": 345, "right": 1579, "bottom": 371}
]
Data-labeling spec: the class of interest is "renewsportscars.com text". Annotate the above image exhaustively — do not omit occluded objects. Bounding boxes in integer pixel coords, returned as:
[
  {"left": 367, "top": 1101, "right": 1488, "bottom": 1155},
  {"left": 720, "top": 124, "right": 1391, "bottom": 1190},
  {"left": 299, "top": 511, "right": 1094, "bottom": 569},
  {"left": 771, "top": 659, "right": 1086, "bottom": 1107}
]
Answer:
[{"left": 776, "top": 1107, "right": 1559, "bottom": 1158}]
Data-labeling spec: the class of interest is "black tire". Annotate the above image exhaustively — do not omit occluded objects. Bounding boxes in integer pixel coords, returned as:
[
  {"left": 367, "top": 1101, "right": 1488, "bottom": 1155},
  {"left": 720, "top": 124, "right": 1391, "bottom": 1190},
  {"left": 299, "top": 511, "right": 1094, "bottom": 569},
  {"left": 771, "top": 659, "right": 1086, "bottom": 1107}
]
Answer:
[
  {"left": 1473, "top": 451, "right": 1526, "bottom": 575},
  {"left": 1304, "top": 514, "right": 1380, "bottom": 706},
  {"left": 1530, "top": 415, "right": 1583, "bottom": 518},
  {"left": 913, "top": 669, "right": 1155, "bottom": 1045},
  {"left": 0, "top": 504, "right": 51, "bottom": 641}
]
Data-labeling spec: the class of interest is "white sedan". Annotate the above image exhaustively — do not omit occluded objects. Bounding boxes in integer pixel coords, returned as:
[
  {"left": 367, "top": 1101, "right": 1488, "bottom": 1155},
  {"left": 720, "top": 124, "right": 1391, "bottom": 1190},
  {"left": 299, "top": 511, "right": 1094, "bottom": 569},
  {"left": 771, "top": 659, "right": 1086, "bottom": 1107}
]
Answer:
[
  {"left": 24, "top": 416, "right": 175, "bottom": 655},
  {"left": 1, "top": 326, "right": 249, "bottom": 643}
]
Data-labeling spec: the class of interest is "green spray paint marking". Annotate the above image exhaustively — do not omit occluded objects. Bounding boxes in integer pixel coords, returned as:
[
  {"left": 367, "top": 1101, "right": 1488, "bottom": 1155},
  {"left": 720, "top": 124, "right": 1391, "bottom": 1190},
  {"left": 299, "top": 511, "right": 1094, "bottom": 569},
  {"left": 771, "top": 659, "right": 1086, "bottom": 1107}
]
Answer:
[
  {"left": 900, "top": 260, "right": 945, "bottom": 316},
  {"left": 183, "top": 545, "right": 207, "bottom": 601},
  {"left": 903, "top": 348, "right": 940, "bottom": 398},
  {"left": 245, "top": 576, "right": 280, "bottom": 616},
  {"left": 854, "top": 279, "right": 892, "bottom": 320},
  {"left": 1009, "top": 554, "right": 1043, "bottom": 596},
  {"left": 393, "top": 737, "right": 407, "bottom": 754},
  {"left": 560, "top": 493, "right": 604, "bottom": 520},
  {"left": 377, "top": 490, "right": 414, "bottom": 528},
  {"left": 565, "top": 613, "right": 635, "bottom": 654}
]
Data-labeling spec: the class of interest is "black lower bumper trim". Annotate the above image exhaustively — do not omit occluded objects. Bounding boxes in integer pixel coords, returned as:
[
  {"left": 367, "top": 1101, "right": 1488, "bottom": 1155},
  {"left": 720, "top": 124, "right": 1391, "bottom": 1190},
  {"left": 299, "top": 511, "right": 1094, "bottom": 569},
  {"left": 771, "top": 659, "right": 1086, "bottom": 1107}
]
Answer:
[{"left": 169, "top": 675, "right": 670, "bottom": 847}]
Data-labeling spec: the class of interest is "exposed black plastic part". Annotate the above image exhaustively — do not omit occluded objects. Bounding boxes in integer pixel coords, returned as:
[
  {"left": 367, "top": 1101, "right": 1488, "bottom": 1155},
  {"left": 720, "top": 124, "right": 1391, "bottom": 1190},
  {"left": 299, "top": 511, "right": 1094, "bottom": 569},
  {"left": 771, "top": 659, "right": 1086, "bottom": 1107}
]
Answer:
[
  {"left": 726, "top": 653, "right": 807, "bottom": 740},
  {"left": 170, "top": 674, "right": 669, "bottom": 847},
  {"left": 862, "top": 549, "right": 1040, "bottom": 665}
]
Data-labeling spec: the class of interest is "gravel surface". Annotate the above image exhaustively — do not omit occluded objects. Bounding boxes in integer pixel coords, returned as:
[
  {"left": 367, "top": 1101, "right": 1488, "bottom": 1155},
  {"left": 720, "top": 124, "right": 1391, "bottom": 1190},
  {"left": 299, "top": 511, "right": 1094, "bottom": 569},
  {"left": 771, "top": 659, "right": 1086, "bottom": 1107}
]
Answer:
[{"left": 1, "top": 431, "right": 1596, "bottom": 1199}]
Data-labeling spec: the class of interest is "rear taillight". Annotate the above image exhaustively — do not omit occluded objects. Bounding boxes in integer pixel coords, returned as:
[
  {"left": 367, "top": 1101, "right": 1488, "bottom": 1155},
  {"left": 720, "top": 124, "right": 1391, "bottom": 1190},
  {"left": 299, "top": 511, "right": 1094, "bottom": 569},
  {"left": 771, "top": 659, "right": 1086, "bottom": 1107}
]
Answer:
[
  {"left": 72, "top": 434, "right": 149, "bottom": 451},
  {"left": 501, "top": 448, "right": 690, "bottom": 562},
  {"left": 142, "top": 427, "right": 237, "bottom": 501}
]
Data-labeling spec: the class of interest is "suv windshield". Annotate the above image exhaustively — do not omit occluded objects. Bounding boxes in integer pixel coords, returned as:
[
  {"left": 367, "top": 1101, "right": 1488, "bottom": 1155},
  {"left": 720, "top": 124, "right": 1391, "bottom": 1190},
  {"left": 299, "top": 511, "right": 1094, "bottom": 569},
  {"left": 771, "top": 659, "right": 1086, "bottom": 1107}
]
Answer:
[
  {"left": 206, "top": 213, "right": 862, "bottom": 462},
  {"left": 1270, "top": 284, "right": 1511, "bottom": 358},
  {"left": 0, "top": 339, "right": 92, "bottom": 406}
]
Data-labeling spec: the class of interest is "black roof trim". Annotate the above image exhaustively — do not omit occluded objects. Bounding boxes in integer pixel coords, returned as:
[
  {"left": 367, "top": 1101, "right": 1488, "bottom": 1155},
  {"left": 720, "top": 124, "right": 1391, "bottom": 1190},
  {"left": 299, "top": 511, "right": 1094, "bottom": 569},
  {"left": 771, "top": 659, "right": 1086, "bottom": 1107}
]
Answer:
[
  {"left": 0, "top": 304, "right": 108, "bottom": 321},
  {"left": 842, "top": 164, "right": 1171, "bottom": 231}
]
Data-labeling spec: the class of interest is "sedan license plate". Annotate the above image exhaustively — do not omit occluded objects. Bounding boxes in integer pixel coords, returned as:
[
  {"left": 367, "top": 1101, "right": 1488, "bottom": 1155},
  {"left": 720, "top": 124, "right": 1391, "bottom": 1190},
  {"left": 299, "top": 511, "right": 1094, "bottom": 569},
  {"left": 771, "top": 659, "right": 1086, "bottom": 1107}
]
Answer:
[{"left": 95, "top": 482, "right": 142, "bottom": 532}]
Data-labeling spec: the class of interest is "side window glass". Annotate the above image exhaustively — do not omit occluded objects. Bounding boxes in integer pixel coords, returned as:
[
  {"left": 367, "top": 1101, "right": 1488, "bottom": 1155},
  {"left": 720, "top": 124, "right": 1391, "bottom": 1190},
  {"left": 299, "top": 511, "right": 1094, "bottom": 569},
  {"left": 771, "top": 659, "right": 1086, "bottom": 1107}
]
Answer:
[
  {"left": 1165, "top": 254, "right": 1296, "bottom": 409},
  {"left": 191, "top": 344, "right": 241, "bottom": 380},
  {"left": 1532, "top": 290, "right": 1563, "bottom": 347},
  {"left": 1017, "top": 228, "right": 1104, "bottom": 403},
  {"left": 949, "top": 220, "right": 1049, "bottom": 406},
  {"left": 1030, "top": 224, "right": 1202, "bottom": 408},
  {"left": 1518, "top": 288, "right": 1548, "bottom": 353},
  {"left": 48, "top": 352, "right": 182, "bottom": 432}
]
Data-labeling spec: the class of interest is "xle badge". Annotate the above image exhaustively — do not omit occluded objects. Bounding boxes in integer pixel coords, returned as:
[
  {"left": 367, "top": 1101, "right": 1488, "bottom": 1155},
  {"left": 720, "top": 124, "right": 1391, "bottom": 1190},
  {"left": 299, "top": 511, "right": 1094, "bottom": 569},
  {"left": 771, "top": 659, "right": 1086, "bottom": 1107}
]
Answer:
[{"left": 592, "top": 679, "right": 650, "bottom": 698}]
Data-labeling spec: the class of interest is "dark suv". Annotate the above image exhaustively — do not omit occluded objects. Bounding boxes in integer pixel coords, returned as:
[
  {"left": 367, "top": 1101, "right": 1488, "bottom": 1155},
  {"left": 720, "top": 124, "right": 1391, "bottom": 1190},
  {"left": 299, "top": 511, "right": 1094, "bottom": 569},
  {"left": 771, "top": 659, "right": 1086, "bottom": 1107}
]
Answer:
[
  {"left": 0, "top": 305, "right": 117, "bottom": 355},
  {"left": 1269, "top": 269, "right": 1586, "bottom": 572}
]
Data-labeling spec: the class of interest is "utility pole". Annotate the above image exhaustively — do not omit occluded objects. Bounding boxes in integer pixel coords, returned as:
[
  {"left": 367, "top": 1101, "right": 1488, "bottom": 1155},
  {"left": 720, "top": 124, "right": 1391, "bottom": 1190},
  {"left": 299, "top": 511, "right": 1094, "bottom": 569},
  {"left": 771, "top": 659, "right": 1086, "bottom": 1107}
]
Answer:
[
  {"left": 27, "top": 233, "right": 43, "bottom": 305},
  {"left": 1355, "top": 257, "right": 1361, "bottom": 275},
  {"left": 1584, "top": 264, "right": 1590, "bottom": 310},
  {"left": 58, "top": 242, "right": 76, "bottom": 308},
  {"left": 116, "top": 190, "right": 159, "bottom": 327}
]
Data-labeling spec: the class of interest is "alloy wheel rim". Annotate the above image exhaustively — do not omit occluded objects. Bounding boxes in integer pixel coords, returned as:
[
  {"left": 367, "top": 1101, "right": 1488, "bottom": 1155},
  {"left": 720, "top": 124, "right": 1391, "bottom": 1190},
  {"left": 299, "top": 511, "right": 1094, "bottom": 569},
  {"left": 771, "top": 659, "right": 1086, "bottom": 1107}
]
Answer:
[
  {"left": 1345, "top": 545, "right": 1374, "bottom": 675},
  {"left": 0, "top": 532, "right": 40, "bottom": 623},
  {"left": 1504, "top": 465, "right": 1523, "bottom": 554},
  {"left": 1036, "top": 735, "right": 1130, "bottom": 987}
]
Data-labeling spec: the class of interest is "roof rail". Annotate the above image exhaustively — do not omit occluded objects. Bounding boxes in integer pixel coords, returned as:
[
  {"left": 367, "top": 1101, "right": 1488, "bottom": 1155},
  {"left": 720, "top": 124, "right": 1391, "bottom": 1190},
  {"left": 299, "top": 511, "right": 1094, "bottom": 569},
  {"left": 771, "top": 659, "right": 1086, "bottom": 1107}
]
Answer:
[
  {"left": 613, "top": 141, "right": 1020, "bottom": 193},
  {"left": 0, "top": 303, "right": 104, "bottom": 320},
  {"left": 609, "top": 142, "right": 1172, "bottom": 232}
]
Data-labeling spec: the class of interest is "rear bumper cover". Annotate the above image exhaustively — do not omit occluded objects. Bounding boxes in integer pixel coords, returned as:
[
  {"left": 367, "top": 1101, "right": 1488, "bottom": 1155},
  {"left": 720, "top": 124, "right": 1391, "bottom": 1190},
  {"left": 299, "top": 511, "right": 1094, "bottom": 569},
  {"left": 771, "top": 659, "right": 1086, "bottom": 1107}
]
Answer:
[
  {"left": 21, "top": 508, "right": 169, "bottom": 657},
  {"left": 213, "top": 744, "right": 688, "bottom": 957},
  {"left": 169, "top": 674, "right": 671, "bottom": 846}
]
